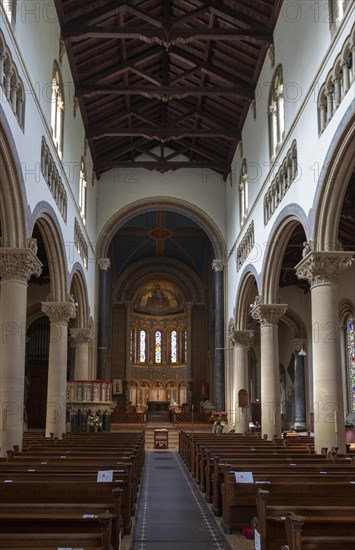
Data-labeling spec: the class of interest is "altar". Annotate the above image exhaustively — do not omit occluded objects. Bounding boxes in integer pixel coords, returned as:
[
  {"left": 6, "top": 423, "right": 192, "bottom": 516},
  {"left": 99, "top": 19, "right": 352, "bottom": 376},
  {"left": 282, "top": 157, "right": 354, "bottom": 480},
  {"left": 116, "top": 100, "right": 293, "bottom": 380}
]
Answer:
[{"left": 146, "top": 400, "right": 171, "bottom": 412}]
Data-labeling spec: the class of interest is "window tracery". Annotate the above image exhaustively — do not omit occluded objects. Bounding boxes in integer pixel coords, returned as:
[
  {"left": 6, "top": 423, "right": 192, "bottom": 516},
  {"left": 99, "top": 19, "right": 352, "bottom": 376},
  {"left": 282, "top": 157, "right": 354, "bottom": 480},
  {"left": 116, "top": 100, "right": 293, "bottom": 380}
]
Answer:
[
  {"left": 79, "top": 157, "right": 87, "bottom": 225},
  {"left": 239, "top": 159, "right": 248, "bottom": 226},
  {"left": 51, "top": 61, "right": 64, "bottom": 158},
  {"left": 269, "top": 66, "right": 284, "bottom": 158}
]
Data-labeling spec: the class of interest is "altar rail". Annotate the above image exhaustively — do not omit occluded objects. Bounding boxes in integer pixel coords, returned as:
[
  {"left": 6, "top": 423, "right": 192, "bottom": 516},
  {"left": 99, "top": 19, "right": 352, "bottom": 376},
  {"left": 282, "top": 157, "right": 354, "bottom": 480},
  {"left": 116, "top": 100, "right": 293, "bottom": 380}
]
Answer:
[{"left": 173, "top": 412, "right": 211, "bottom": 423}]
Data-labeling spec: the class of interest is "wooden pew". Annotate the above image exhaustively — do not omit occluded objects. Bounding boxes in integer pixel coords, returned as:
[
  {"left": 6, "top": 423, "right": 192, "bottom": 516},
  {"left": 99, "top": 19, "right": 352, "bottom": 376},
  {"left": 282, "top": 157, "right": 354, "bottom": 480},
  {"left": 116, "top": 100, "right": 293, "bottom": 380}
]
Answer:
[
  {"left": 0, "top": 511, "right": 115, "bottom": 550},
  {"left": 280, "top": 512, "right": 355, "bottom": 550},
  {"left": 211, "top": 456, "right": 355, "bottom": 516},
  {"left": 220, "top": 479, "right": 355, "bottom": 534},
  {"left": 254, "top": 488, "right": 355, "bottom": 549}
]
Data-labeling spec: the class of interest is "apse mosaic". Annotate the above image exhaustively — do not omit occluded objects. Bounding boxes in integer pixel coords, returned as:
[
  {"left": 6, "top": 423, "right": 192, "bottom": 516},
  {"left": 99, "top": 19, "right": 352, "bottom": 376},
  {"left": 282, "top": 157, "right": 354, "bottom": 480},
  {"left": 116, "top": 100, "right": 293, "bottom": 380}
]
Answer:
[{"left": 133, "top": 281, "right": 185, "bottom": 315}]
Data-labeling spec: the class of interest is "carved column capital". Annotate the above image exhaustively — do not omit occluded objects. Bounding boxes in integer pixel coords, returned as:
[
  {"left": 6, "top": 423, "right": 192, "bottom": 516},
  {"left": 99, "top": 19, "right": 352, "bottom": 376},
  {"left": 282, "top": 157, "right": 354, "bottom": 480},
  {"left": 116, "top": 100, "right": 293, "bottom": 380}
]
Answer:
[
  {"left": 229, "top": 327, "right": 254, "bottom": 348},
  {"left": 295, "top": 246, "right": 354, "bottom": 288},
  {"left": 41, "top": 298, "right": 77, "bottom": 325},
  {"left": 0, "top": 246, "right": 42, "bottom": 283},
  {"left": 98, "top": 257, "right": 111, "bottom": 270},
  {"left": 250, "top": 298, "right": 287, "bottom": 326},
  {"left": 70, "top": 324, "right": 95, "bottom": 344},
  {"left": 212, "top": 259, "right": 224, "bottom": 272}
]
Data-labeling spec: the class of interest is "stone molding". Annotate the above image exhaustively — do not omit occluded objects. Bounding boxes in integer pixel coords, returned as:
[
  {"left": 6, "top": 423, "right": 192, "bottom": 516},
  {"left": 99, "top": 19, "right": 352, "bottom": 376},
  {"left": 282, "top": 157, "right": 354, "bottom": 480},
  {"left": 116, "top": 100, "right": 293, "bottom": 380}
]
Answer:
[
  {"left": 98, "top": 257, "right": 111, "bottom": 271},
  {"left": 295, "top": 248, "right": 354, "bottom": 288},
  {"left": 250, "top": 298, "right": 287, "bottom": 325},
  {"left": 42, "top": 297, "right": 77, "bottom": 325},
  {"left": 0, "top": 245, "right": 42, "bottom": 283}
]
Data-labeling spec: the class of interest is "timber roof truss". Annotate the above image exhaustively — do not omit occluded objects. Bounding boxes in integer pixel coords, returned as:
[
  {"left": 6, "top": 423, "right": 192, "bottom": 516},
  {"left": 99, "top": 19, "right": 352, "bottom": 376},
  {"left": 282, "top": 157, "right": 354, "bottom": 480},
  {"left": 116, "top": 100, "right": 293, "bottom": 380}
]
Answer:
[{"left": 55, "top": 0, "right": 283, "bottom": 178}]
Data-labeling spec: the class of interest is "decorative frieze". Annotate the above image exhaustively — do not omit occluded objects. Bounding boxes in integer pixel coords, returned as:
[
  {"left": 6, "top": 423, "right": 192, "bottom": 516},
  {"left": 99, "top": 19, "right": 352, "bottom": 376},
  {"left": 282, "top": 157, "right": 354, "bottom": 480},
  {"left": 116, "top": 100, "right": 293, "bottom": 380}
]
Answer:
[
  {"left": 295, "top": 244, "right": 354, "bottom": 288},
  {"left": 318, "top": 28, "right": 355, "bottom": 134},
  {"left": 0, "top": 242, "right": 42, "bottom": 283},
  {"left": 40, "top": 137, "right": 68, "bottom": 222},
  {"left": 236, "top": 221, "right": 254, "bottom": 271},
  {"left": 264, "top": 140, "right": 298, "bottom": 224},
  {"left": 74, "top": 218, "right": 88, "bottom": 268},
  {"left": 0, "top": 30, "right": 25, "bottom": 129}
]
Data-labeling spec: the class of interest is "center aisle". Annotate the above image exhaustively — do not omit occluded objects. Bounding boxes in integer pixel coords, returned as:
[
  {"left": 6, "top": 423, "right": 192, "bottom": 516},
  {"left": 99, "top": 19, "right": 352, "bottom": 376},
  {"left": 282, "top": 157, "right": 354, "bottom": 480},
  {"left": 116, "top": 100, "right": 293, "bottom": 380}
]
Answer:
[{"left": 131, "top": 450, "right": 231, "bottom": 550}]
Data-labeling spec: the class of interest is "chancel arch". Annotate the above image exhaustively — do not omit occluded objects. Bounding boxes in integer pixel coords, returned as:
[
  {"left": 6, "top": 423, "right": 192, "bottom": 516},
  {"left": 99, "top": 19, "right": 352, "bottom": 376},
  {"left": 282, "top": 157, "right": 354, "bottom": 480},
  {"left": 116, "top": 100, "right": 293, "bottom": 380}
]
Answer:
[{"left": 99, "top": 205, "right": 226, "bottom": 412}]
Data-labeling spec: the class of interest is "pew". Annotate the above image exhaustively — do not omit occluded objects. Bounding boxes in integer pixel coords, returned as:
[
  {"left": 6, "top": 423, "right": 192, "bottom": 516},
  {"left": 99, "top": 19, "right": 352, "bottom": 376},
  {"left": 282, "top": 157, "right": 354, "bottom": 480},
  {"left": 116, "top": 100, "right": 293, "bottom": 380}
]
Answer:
[
  {"left": 254, "top": 488, "right": 355, "bottom": 549},
  {"left": 0, "top": 511, "right": 115, "bottom": 550},
  {"left": 280, "top": 512, "right": 355, "bottom": 550},
  {"left": 221, "top": 479, "right": 355, "bottom": 534}
]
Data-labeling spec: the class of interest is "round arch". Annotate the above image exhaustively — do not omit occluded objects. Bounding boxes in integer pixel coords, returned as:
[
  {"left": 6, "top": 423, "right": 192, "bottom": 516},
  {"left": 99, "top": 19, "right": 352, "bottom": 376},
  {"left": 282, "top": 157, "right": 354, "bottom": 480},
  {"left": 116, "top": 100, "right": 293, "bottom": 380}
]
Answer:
[
  {"left": 0, "top": 118, "right": 28, "bottom": 247},
  {"left": 30, "top": 210, "right": 68, "bottom": 301},
  {"left": 261, "top": 214, "right": 308, "bottom": 304},
  {"left": 312, "top": 109, "right": 355, "bottom": 249},
  {"left": 69, "top": 264, "right": 90, "bottom": 328},
  {"left": 96, "top": 197, "right": 226, "bottom": 261},
  {"left": 235, "top": 270, "right": 259, "bottom": 330}
]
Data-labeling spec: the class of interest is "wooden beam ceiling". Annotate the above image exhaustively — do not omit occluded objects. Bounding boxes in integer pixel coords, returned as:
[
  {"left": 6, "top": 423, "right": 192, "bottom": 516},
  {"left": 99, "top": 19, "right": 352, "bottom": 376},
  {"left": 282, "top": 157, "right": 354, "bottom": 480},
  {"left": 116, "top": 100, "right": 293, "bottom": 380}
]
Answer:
[{"left": 55, "top": 0, "right": 283, "bottom": 178}]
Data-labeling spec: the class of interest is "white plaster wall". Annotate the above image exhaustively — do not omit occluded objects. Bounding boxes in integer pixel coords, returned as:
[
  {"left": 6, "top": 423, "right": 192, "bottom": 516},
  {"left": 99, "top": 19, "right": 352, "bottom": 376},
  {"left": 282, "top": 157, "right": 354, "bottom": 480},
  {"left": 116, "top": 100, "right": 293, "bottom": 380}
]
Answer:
[
  {"left": 225, "top": 1, "right": 355, "bottom": 320},
  {"left": 96, "top": 161, "right": 227, "bottom": 246},
  {"left": 1, "top": 2, "right": 97, "bottom": 314}
]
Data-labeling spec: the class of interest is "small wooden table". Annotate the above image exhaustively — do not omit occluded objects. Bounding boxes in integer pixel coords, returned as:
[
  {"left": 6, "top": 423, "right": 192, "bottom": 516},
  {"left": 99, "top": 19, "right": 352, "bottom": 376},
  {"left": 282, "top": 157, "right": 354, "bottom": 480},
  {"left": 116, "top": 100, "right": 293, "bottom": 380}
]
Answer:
[{"left": 154, "top": 429, "right": 169, "bottom": 448}]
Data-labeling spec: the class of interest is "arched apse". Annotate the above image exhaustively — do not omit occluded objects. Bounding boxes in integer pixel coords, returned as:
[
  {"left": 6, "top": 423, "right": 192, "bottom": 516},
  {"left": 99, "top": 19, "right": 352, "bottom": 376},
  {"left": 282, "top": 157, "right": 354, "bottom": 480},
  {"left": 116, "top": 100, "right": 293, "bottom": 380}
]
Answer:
[
  {"left": 96, "top": 197, "right": 226, "bottom": 262},
  {"left": 0, "top": 118, "right": 28, "bottom": 247},
  {"left": 30, "top": 210, "right": 68, "bottom": 302},
  {"left": 312, "top": 107, "right": 355, "bottom": 250},
  {"left": 69, "top": 264, "right": 89, "bottom": 328},
  {"left": 261, "top": 215, "right": 308, "bottom": 304}
]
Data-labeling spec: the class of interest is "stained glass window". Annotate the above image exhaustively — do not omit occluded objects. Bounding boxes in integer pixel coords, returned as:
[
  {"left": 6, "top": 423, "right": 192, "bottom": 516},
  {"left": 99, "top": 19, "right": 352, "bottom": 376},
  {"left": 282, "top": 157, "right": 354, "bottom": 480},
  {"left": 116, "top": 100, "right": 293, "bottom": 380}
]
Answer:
[
  {"left": 155, "top": 331, "right": 162, "bottom": 363},
  {"left": 171, "top": 330, "right": 177, "bottom": 363},
  {"left": 139, "top": 330, "right": 146, "bottom": 363},
  {"left": 346, "top": 316, "right": 355, "bottom": 411}
]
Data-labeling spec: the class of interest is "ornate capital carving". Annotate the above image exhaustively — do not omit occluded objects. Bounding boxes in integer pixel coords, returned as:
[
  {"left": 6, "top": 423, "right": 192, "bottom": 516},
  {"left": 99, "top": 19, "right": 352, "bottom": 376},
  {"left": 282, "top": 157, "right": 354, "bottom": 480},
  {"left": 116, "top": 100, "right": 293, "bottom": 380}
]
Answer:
[
  {"left": 229, "top": 326, "right": 254, "bottom": 348},
  {"left": 250, "top": 298, "right": 287, "bottom": 325},
  {"left": 295, "top": 248, "right": 354, "bottom": 288},
  {"left": 0, "top": 247, "right": 42, "bottom": 283},
  {"left": 212, "top": 259, "right": 224, "bottom": 272},
  {"left": 41, "top": 298, "right": 77, "bottom": 325},
  {"left": 70, "top": 326, "right": 94, "bottom": 344},
  {"left": 98, "top": 257, "right": 111, "bottom": 271}
]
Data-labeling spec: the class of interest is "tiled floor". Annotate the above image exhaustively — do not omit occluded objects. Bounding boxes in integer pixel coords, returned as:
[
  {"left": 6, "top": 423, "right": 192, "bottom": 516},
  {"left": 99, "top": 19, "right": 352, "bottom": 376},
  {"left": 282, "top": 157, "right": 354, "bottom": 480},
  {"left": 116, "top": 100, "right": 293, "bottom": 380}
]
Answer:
[{"left": 124, "top": 449, "right": 254, "bottom": 550}]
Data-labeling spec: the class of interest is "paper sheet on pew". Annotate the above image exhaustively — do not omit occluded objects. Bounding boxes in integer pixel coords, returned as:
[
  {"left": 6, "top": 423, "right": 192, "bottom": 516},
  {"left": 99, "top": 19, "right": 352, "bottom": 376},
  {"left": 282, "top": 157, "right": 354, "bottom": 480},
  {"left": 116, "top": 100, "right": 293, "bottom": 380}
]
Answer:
[
  {"left": 254, "top": 530, "right": 261, "bottom": 550},
  {"left": 97, "top": 470, "right": 113, "bottom": 482},
  {"left": 235, "top": 471, "right": 254, "bottom": 483}
]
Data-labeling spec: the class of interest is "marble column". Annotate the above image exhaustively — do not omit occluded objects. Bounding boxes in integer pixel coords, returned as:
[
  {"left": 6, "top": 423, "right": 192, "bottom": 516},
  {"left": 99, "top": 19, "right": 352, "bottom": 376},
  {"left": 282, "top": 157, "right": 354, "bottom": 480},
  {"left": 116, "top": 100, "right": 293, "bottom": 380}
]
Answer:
[
  {"left": 70, "top": 318, "right": 94, "bottom": 380},
  {"left": 229, "top": 326, "right": 254, "bottom": 433},
  {"left": 0, "top": 244, "right": 42, "bottom": 455},
  {"left": 212, "top": 259, "right": 225, "bottom": 412},
  {"left": 186, "top": 301, "right": 193, "bottom": 381},
  {"left": 296, "top": 245, "right": 354, "bottom": 453},
  {"left": 41, "top": 297, "right": 76, "bottom": 438},
  {"left": 250, "top": 298, "right": 287, "bottom": 440},
  {"left": 97, "top": 258, "right": 111, "bottom": 381},
  {"left": 291, "top": 341, "right": 307, "bottom": 431}
]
